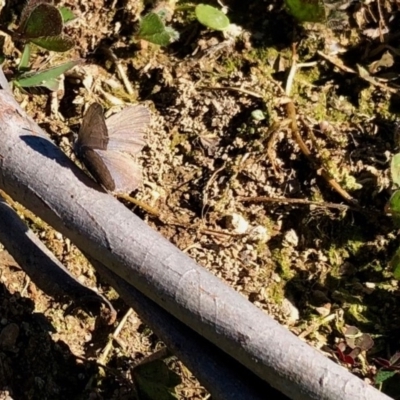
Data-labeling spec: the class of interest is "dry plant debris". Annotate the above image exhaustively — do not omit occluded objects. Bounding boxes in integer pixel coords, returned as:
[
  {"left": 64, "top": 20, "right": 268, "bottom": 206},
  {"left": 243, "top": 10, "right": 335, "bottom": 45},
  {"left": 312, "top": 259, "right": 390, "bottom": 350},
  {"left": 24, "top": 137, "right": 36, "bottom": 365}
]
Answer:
[{"left": 1, "top": 0, "right": 400, "bottom": 398}]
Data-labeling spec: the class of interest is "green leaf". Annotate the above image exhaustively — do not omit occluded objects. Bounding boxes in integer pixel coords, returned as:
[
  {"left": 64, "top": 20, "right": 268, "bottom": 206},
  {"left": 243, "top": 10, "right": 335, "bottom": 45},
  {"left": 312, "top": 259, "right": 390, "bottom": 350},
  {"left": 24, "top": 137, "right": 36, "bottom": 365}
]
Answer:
[
  {"left": 375, "top": 370, "right": 397, "bottom": 384},
  {"left": 391, "top": 154, "right": 400, "bottom": 187},
  {"left": 15, "top": 2, "right": 74, "bottom": 52},
  {"left": 251, "top": 109, "right": 266, "bottom": 121},
  {"left": 22, "top": 3, "right": 63, "bottom": 38},
  {"left": 389, "top": 191, "right": 400, "bottom": 215},
  {"left": 16, "top": 59, "right": 81, "bottom": 89},
  {"left": 138, "top": 12, "right": 179, "bottom": 46},
  {"left": 19, "top": 0, "right": 49, "bottom": 29},
  {"left": 30, "top": 35, "right": 74, "bottom": 52},
  {"left": 284, "top": 0, "right": 326, "bottom": 22},
  {"left": 59, "top": 7, "right": 76, "bottom": 23},
  {"left": 195, "top": 4, "right": 230, "bottom": 31},
  {"left": 40, "top": 77, "right": 62, "bottom": 91},
  {"left": 134, "top": 360, "right": 181, "bottom": 400},
  {"left": 18, "top": 44, "right": 31, "bottom": 71},
  {"left": 387, "top": 190, "right": 400, "bottom": 227},
  {"left": 390, "top": 246, "right": 400, "bottom": 280}
]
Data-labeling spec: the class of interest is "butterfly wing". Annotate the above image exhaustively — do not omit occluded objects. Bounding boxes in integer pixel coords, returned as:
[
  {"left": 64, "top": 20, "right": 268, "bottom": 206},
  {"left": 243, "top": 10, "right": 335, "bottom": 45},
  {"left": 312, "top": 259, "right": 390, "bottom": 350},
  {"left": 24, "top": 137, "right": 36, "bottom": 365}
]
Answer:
[
  {"left": 77, "top": 103, "right": 109, "bottom": 153},
  {"left": 80, "top": 148, "right": 142, "bottom": 193},
  {"left": 79, "top": 148, "right": 116, "bottom": 191},
  {"left": 105, "top": 105, "right": 150, "bottom": 154}
]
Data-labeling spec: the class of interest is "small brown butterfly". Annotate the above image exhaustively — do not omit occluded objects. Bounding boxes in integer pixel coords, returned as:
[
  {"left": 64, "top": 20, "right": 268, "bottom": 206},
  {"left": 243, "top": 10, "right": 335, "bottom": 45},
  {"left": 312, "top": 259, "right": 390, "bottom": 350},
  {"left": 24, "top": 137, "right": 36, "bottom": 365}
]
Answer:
[{"left": 75, "top": 103, "right": 150, "bottom": 193}]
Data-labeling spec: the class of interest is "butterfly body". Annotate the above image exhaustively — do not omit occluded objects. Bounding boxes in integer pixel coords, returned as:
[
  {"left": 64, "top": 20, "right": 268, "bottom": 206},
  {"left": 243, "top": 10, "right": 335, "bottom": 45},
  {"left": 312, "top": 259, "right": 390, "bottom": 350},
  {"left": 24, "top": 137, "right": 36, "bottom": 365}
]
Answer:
[{"left": 76, "top": 103, "right": 150, "bottom": 193}]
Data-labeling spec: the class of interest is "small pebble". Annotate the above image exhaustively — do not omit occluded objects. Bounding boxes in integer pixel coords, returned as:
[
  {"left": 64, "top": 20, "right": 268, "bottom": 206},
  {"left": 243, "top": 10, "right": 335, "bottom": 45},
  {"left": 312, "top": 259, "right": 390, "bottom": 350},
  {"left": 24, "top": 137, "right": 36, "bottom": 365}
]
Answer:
[
  {"left": 247, "top": 225, "right": 271, "bottom": 243},
  {"left": 225, "top": 213, "right": 249, "bottom": 234},
  {"left": 54, "top": 231, "right": 63, "bottom": 240},
  {"left": 315, "top": 304, "right": 331, "bottom": 317},
  {"left": 282, "top": 298, "right": 299, "bottom": 325},
  {"left": 283, "top": 229, "right": 298, "bottom": 247}
]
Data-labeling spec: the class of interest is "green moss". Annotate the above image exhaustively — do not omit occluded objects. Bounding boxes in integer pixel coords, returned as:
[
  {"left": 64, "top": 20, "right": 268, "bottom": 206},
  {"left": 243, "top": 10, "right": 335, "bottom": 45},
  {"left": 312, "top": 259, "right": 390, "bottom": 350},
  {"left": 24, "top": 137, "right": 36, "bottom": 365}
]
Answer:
[
  {"left": 221, "top": 57, "right": 242, "bottom": 75},
  {"left": 248, "top": 47, "right": 280, "bottom": 64},
  {"left": 321, "top": 156, "right": 362, "bottom": 191},
  {"left": 346, "top": 303, "right": 373, "bottom": 325},
  {"left": 268, "top": 282, "right": 285, "bottom": 305},
  {"left": 272, "top": 248, "right": 294, "bottom": 280},
  {"left": 170, "top": 130, "right": 188, "bottom": 151},
  {"left": 357, "top": 87, "right": 392, "bottom": 120},
  {"left": 295, "top": 66, "right": 321, "bottom": 88},
  {"left": 312, "top": 92, "right": 327, "bottom": 121},
  {"left": 327, "top": 244, "right": 349, "bottom": 270},
  {"left": 345, "top": 239, "right": 365, "bottom": 257}
]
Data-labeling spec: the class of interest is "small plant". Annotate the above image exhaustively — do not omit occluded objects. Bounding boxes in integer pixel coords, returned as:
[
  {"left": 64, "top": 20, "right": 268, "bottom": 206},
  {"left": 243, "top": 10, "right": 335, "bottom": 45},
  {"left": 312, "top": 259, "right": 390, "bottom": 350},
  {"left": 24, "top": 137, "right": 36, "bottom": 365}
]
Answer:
[
  {"left": 0, "top": 0, "right": 78, "bottom": 90},
  {"left": 374, "top": 352, "right": 400, "bottom": 387},
  {"left": 11, "top": 1, "right": 74, "bottom": 52},
  {"left": 137, "top": 3, "right": 232, "bottom": 47},
  {"left": 388, "top": 153, "right": 400, "bottom": 279},
  {"left": 137, "top": 11, "right": 179, "bottom": 46},
  {"left": 195, "top": 4, "right": 230, "bottom": 31},
  {"left": 284, "top": 0, "right": 326, "bottom": 22},
  {"left": 335, "top": 326, "right": 374, "bottom": 366},
  {"left": 14, "top": 59, "right": 82, "bottom": 91},
  {"left": 133, "top": 358, "right": 181, "bottom": 400}
]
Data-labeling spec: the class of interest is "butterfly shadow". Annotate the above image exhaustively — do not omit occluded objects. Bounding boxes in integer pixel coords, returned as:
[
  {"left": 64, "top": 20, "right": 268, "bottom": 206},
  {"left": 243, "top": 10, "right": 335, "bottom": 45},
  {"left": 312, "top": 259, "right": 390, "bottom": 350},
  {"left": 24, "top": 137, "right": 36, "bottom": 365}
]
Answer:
[{"left": 20, "top": 134, "right": 108, "bottom": 194}]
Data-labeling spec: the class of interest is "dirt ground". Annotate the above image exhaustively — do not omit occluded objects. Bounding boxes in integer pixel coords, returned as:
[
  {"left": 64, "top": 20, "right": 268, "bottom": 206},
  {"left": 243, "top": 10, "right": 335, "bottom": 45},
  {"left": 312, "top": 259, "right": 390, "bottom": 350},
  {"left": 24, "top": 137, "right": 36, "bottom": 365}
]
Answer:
[{"left": 1, "top": 0, "right": 400, "bottom": 399}]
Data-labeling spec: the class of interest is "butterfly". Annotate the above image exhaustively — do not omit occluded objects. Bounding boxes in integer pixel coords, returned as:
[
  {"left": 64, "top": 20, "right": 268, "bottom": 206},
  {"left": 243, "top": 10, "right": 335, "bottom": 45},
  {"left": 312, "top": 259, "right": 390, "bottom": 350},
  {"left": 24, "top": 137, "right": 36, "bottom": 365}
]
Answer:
[{"left": 75, "top": 103, "right": 151, "bottom": 193}]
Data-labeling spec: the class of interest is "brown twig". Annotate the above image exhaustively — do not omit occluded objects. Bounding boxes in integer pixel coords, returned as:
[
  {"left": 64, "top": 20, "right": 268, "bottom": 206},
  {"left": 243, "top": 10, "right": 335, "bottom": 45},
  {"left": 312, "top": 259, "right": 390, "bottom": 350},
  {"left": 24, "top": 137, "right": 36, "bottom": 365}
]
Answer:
[
  {"left": 376, "top": 0, "right": 387, "bottom": 42},
  {"left": 198, "top": 85, "right": 263, "bottom": 99},
  {"left": 298, "top": 314, "right": 336, "bottom": 339},
  {"left": 297, "top": 114, "right": 359, "bottom": 206},
  {"left": 201, "top": 162, "right": 227, "bottom": 219},
  {"left": 238, "top": 196, "right": 352, "bottom": 211},
  {"left": 102, "top": 46, "right": 134, "bottom": 95},
  {"left": 281, "top": 52, "right": 360, "bottom": 207},
  {"left": 263, "top": 119, "right": 292, "bottom": 176},
  {"left": 0, "top": 189, "right": 47, "bottom": 229},
  {"left": 317, "top": 51, "right": 398, "bottom": 94},
  {"left": 199, "top": 227, "right": 245, "bottom": 238},
  {"left": 117, "top": 193, "right": 160, "bottom": 217},
  {"left": 98, "top": 308, "right": 134, "bottom": 365},
  {"left": 75, "top": 354, "right": 137, "bottom": 392}
]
